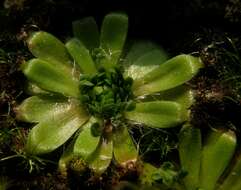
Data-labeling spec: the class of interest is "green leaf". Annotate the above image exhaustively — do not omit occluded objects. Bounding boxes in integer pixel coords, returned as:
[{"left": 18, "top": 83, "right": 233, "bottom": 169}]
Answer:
[
  {"left": 88, "top": 137, "right": 113, "bottom": 174},
  {"left": 125, "top": 101, "right": 186, "bottom": 128},
  {"left": 72, "top": 17, "right": 99, "bottom": 50},
  {"left": 58, "top": 143, "right": 75, "bottom": 176},
  {"left": 27, "top": 31, "right": 72, "bottom": 66},
  {"left": 25, "top": 101, "right": 89, "bottom": 155},
  {"left": 124, "top": 49, "right": 168, "bottom": 80},
  {"left": 25, "top": 82, "right": 49, "bottom": 95},
  {"left": 100, "top": 13, "right": 128, "bottom": 66},
  {"left": 113, "top": 127, "right": 138, "bottom": 165},
  {"left": 123, "top": 41, "right": 161, "bottom": 66},
  {"left": 179, "top": 124, "right": 201, "bottom": 190},
  {"left": 22, "top": 58, "right": 80, "bottom": 98},
  {"left": 200, "top": 130, "right": 236, "bottom": 190},
  {"left": 16, "top": 95, "right": 69, "bottom": 123},
  {"left": 151, "top": 162, "right": 181, "bottom": 187},
  {"left": 140, "top": 163, "right": 159, "bottom": 185},
  {"left": 133, "top": 55, "right": 203, "bottom": 97},
  {"left": 156, "top": 85, "right": 194, "bottom": 110},
  {"left": 74, "top": 117, "right": 100, "bottom": 160},
  {"left": 66, "top": 38, "right": 97, "bottom": 74},
  {"left": 142, "top": 85, "right": 194, "bottom": 112},
  {"left": 220, "top": 155, "right": 241, "bottom": 190}
]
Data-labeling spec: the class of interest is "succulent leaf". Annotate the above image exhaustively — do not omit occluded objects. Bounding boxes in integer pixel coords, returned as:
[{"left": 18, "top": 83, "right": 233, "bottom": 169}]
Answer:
[
  {"left": 179, "top": 124, "right": 201, "bottom": 190},
  {"left": 125, "top": 101, "right": 186, "bottom": 128},
  {"left": 66, "top": 38, "right": 97, "bottom": 74},
  {"left": 72, "top": 17, "right": 100, "bottom": 50},
  {"left": 22, "top": 58, "right": 80, "bottom": 97},
  {"left": 144, "top": 85, "right": 194, "bottom": 111},
  {"left": 88, "top": 137, "right": 113, "bottom": 174},
  {"left": 26, "top": 82, "right": 50, "bottom": 95},
  {"left": 133, "top": 54, "right": 203, "bottom": 96},
  {"left": 220, "top": 155, "right": 241, "bottom": 190},
  {"left": 113, "top": 127, "right": 138, "bottom": 165},
  {"left": 58, "top": 143, "right": 75, "bottom": 176},
  {"left": 25, "top": 102, "right": 89, "bottom": 155},
  {"left": 200, "top": 130, "right": 237, "bottom": 190},
  {"left": 74, "top": 117, "right": 100, "bottom": 160},
  {"left": 100, "top": 13, "right": 128, "bottom": 66},
  {"left": 27, "top": 31, "right": 72, "bottom": 66},
  {"left": 124, "top": 49, "right": 169, "bottom": 80},
  {"left": 16, "top": 95, "right": 69, "bottom": 122},
  {"left": 123, "top": 41, "right": 162, "bottom": 66}
]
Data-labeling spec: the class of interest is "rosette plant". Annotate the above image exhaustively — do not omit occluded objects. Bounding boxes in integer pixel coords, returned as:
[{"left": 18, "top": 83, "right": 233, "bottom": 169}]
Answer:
[{"left": 16, "top": 12, "right": 203, "bottom": 174}]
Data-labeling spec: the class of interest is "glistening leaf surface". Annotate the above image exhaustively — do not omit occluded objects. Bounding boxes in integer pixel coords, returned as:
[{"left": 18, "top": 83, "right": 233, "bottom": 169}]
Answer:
[
  {"left": 88, "top": 137, "right": 113, "bottom": 174},
  {"left": 124, "top": 49, "right": 168, "bottom": 80},
  {"left": 26, "top": 101, "right": 89, "bottom": 155},
  {"left": 16, "top": 95, "right": 69, "bottom": 123},
  {"left": 27, "top": 31, "right": 72, "bottom": 66},
  {"left": 133, "top": 55, "right": 203, "bottom": 96},
  {"left": 22, "top": 59, "right": 80, "bottom": 97},
  {"left": 113, "top": 127, "right": 138, "bottom": 165},
  {"left": 100, "top": 13, "right": 128, "bottom": 66},
  {"left": 74, "top": 117, "right": 100, "bottom": 160},
  {"left": 125, "top": 101, "right": 185, "bottom": 128},
  {"left": 66, "top": 38, "right": 97, "bottom": 74}
]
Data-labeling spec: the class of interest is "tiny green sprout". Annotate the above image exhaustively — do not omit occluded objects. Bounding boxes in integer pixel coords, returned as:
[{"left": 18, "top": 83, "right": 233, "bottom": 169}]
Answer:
[
  {"left": 16, "top": 12, "right": 203, "bottom": 174},
  {"left": 140, "top": 162, "right": 186, "bottom": 189}
]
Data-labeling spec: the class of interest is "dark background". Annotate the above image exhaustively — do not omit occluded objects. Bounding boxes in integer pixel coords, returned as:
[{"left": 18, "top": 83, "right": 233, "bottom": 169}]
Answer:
[{"left": 1, "top": 0, "right": 241, "bottom": 53}]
